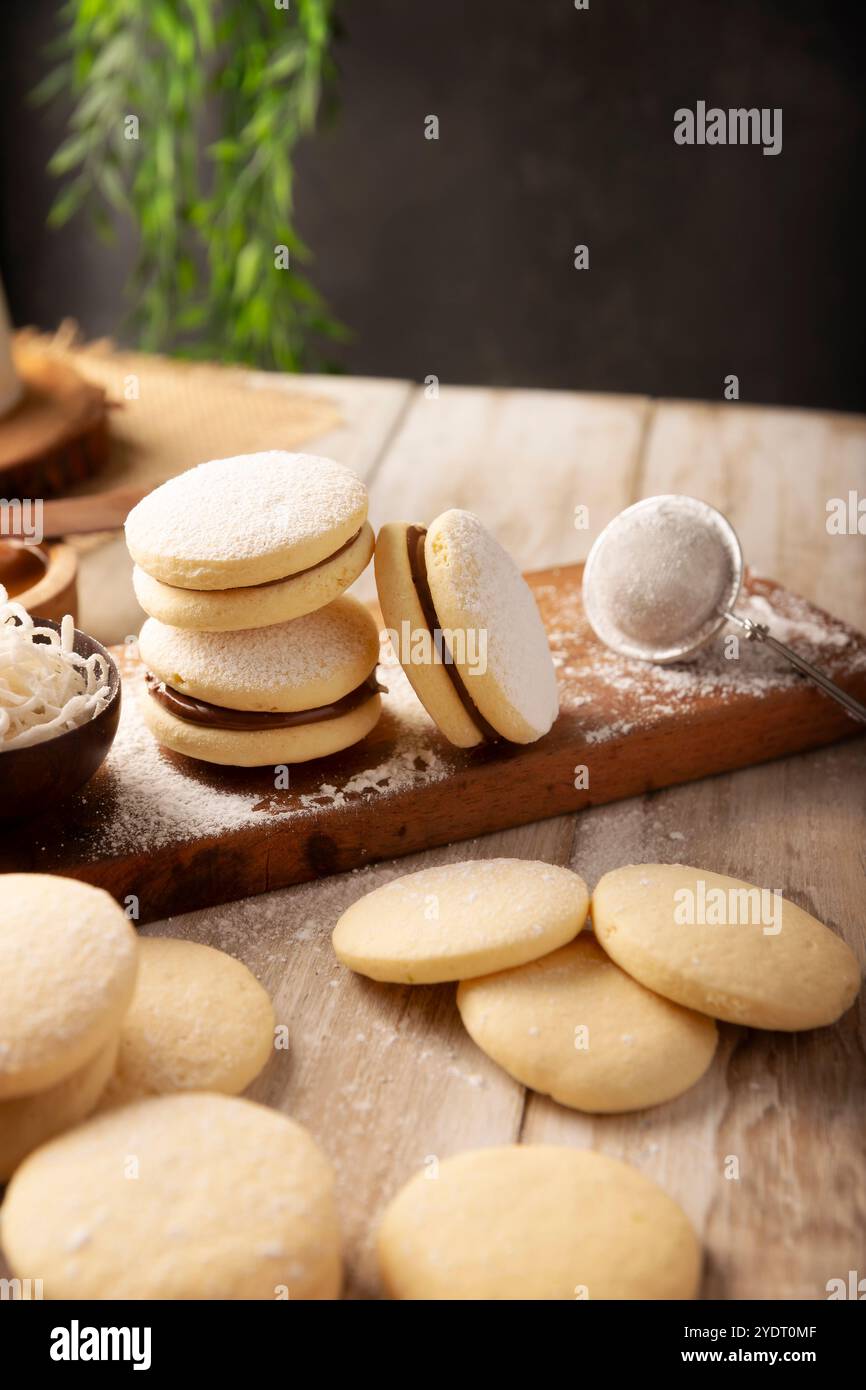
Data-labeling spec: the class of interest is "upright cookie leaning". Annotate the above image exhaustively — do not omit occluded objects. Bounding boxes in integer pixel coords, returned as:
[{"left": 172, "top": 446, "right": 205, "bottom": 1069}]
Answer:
[
  {"left": 126, "top": 451, "right": 373, "bottom": 631},
  {"left": 375, "top": 510, "right": 558, "bottom": 747}
]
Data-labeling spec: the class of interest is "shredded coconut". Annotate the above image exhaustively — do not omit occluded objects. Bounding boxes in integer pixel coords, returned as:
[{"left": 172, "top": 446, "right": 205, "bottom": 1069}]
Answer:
[{"left": 0, "top": 586, "right": 112, "bottom": 748}]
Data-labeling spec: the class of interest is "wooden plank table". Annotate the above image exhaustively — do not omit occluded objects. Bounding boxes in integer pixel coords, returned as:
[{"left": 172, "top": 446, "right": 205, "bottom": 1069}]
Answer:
[{"left": 7, "top": 375, "right": 866, "bottom": 1301}]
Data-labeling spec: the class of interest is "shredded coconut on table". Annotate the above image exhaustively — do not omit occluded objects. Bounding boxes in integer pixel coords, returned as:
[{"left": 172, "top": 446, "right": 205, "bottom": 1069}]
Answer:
[{"left": 0, "top": 586, "right": 111, "bottom": 748}]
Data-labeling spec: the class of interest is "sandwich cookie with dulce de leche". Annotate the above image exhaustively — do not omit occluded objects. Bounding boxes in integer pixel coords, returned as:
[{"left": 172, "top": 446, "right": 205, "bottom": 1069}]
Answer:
[
  {"left": 139, "top": 595, "right": 382, "bottom": 767},
  {"left": 126, "top": 451, "right": 374, "bottom": 632},
  {"left": 375, "top": 509, "right": 558, "bottom": 748}
]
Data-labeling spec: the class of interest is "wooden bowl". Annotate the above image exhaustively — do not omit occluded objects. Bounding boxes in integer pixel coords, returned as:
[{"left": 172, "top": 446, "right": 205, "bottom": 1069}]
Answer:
[
  {"left": 0, "top": 541, "right": 78, "bottom": 623},
  {"left": 0, "top": 620, "right": 120, "bottom": 823}
]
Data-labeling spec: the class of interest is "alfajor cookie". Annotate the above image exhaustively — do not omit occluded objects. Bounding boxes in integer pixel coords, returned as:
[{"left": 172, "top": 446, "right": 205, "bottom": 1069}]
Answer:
[
  {"left": 457, "top": 935, "right": 718, "bottom": 1112},
  {"left": 592, "top": 864, "right": 861, "bottom": 1031},
  {"left": 0, "top": 1037, "right": 118, "bottom": 1182},
  {"left": 375, "top": 510, "right": 558, "bottom": 748},
  {"left": 332, "top": 858, "right": 589, "bottom": 984},
  {"left": 125, "top": 450, "right": 369, "bottom": 591},
  {"left": 138, "top": 594, "right": 383, "bottom": 766},
  {"left": 132, "top": 524, "right": 376, "bottom": 633},
  {"left": 100, "top": 937, "right": 275, "bottom": 1107},
  {"left": 378, "top": 1146, "right": 701, "bottom": 1300},
  {"left": 0, "top": 874, "right": 138, "bottom": 1100},
  {"left": 1, "top": 1093, "right": 342, "bottom": 1299}
]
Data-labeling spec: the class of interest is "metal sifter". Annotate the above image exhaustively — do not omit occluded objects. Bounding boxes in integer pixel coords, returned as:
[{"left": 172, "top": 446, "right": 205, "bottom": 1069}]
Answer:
[{"left": 582, "top": 495, "right": 866, "bottom": 724}]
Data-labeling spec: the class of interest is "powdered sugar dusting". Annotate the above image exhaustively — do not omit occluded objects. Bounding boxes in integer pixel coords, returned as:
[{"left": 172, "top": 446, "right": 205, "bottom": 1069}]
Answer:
[
  {"left": 125, "top": 451, "right": 366, "bottom": 575},
  {"left": 28, "top": 640, "right": 446, "bottom": 859},
  {"left": 139, "top": 596, "right": 378, "bottom": 708},
  {"left": 426, "top": 509, "right": 559, "bottom": 735},
  {"left": 548, "top": 573, "right": 866, "bottom": 745}
]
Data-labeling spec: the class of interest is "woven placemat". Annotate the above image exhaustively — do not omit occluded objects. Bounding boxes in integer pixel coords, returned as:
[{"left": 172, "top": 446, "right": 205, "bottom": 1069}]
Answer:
[{"left": 17, "top": 326, "right": 342, "bottom": 491}]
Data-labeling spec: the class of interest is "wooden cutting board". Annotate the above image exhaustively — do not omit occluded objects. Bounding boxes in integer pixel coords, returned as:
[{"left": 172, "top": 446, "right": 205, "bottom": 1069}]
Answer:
[{"left": 5, "top": 564, "right": 865, "bottom": 923}]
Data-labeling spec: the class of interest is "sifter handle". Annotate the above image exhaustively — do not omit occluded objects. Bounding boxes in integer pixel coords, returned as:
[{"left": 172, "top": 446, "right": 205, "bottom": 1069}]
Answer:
[{"left": 723, "top": 612, "right": 866, "bottom": 724}]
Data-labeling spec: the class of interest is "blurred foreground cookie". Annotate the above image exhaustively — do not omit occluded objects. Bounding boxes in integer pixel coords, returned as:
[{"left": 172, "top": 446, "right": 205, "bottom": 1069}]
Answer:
[
  {"left": 0, "top": 1038, "right": 118, "bottom": 1182},
  {"left": 375, "top": 510, "right": 558, "bottom": 747},
  {"left": 378, "top": 1146, "right": 700, "bottom": 1299},
  {"left": 333, "top": 858, "right": 588, "bottom": 983},
  {"left": 592, "top": 864, "right": 861, "bottom": 1030},
  {"left": 126, "top": 451, "right": 372, "bottom": 629},
  {"left": 139, "top": 595, "right": 382, "bottom": 766},
  {"left": 1, "top": 1093, "right": 341, "bottom": 1299},
  {"left": 100, "top": 937, "right": 274, "bottom": 1107},
  {"left": 457, "top": 935, "right": 718, "bottom": 1112},
  {"left": 0, "top": 874, "right": 137, "bottom": 1100}
]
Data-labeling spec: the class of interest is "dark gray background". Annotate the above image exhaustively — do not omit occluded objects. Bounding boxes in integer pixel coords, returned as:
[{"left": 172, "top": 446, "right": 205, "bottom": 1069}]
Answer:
[{"left": 1, "top": 0, "right": 863, "bottom": 409}]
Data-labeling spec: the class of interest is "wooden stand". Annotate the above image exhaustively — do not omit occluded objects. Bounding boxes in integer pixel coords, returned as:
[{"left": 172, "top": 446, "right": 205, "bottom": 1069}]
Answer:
[{"left": 0, "top": 345, "right": 108, "bottom": 498}]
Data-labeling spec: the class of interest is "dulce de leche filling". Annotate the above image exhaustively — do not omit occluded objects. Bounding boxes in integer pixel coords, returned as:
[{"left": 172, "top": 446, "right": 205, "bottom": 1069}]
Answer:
[
  {"left": 146, "top": 669, "right": 384, "bottom": 731},
  {"left": 405, "top": 525, "right": 499, "bottom": 743},
  {"left": 163, "top": 527, "right": 365, "bottom": 593}
]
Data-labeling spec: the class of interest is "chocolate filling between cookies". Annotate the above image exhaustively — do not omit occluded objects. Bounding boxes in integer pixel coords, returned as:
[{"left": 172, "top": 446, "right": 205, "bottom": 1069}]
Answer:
[
  {"left": 161, "top": 528, "right": 365, "bottom": 593},
  {"left": 406, "top": 525, "right": 499, "bottom": 743},
  {"left": 146, "top": 669, "right": 385, "bottom": 731}
]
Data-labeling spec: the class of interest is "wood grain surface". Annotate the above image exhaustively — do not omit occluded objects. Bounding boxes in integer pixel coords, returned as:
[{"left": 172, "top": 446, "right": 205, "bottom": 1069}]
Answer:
[
  {"left": 2, "top": 374, "right": 864, "bottom": 1301},
  {"left": 4, "top": 567, "right": 862, "bottom": 926}
]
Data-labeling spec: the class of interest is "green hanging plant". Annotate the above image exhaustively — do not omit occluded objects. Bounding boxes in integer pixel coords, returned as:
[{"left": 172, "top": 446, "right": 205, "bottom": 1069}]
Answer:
[{"left": 33, "top": 0, "right": 346, "bottom": 371}]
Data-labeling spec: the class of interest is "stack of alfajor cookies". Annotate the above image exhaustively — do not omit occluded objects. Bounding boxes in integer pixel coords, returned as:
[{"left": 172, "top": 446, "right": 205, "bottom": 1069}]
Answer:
[{"left": 125, "top": 451, "right": 383, "bottom": 766}]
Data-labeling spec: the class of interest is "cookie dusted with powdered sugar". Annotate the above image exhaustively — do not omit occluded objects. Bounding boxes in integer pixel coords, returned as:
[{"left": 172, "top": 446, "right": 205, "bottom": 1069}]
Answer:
[
  {"left": 126, "top": 451, "right": 372, "bottom": 629},
  {"left": 375, "top": 509, "right": 558, "bottom": 748},
  {"left": 138, "top": 595, "right": 383, "bottom": 767}
]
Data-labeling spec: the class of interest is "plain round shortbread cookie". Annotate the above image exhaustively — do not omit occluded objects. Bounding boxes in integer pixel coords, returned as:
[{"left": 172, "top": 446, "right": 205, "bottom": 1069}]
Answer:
[
  {"left": 332, "top": 859, "right": 589, "bottom": 984},
  {"left": 99, "top": 938, "right": 275, "bottom": 1107},
  {"left": 457, "top": 935, "right": 718, "bottom": 1112},
  {"left": 378, "top": 1146, "right": 701, "bottom": 1299},
  {"left": 592, "top": 864, "right": 861, "bottom": 1030},
  {"left": 0, "top": 1036, "right": 118, "bottom": 1182},
  {"left": 139, "top": 594, "right": 380, "bottom": 711},
  {"left": 2, "top": 1093, "right": 342, "bottom": 1299},
  {"left": 0, "top": 874, "right": 138, "bottom": 1100},
  {"left": 132, "top": 522, "right": 375, "bottom": 632},
  {"left": 426, "top": 509, "right": 559, "bottom": 743},
  {"left": 125, "top": 451, "right": 368, "bottom": 590}
]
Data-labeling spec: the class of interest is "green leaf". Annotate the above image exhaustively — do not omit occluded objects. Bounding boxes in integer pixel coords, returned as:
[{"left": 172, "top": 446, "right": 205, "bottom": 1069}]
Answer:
[
  {"left": 47, "top": 177, "right": 89, "bottom": 228},
  {"left": 47, "top": 132, "right": 93, "bottom": 177},
  {"left": 233, "top": 242, "right": 262, "bottom": 299}
]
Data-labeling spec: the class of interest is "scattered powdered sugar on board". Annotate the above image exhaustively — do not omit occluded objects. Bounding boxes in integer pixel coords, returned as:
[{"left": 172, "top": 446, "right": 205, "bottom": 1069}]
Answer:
[
  {"left": 32, "top": 641, "right": 446, "bottom": 857},
  {"left": 73, "top": 685, "right": 265, "bottom": 853},
  {"left": 298, "top": 661, "right": 446, "bottom": 810},
  {"left": 548, "top": 574, "right": 866, "bottom": 744}
]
